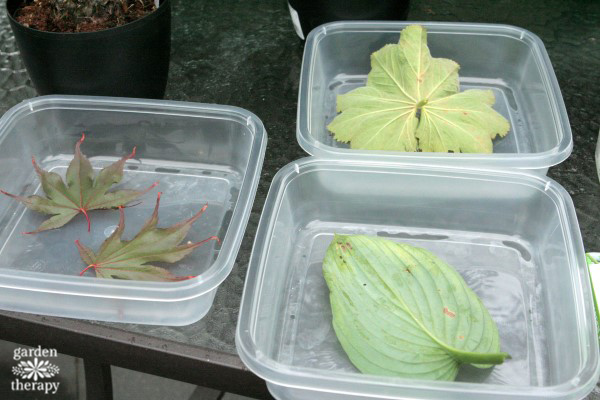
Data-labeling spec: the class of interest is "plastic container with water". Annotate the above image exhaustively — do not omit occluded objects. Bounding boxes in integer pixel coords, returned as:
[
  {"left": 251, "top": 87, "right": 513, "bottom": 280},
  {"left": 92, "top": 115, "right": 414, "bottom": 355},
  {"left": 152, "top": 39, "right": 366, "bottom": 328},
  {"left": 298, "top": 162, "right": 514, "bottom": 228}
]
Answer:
[
  {"left": 236, "top": 22, "right": 598, "bottom": 400},
  {"left": 296, "top": 22, "right": 573, "bottom": 174},
  {"left": 237, "top": 159, "right": 599, "bottom": 400},
  {"left": 0, "top": 95, "right": 266, "bottom": 325}
]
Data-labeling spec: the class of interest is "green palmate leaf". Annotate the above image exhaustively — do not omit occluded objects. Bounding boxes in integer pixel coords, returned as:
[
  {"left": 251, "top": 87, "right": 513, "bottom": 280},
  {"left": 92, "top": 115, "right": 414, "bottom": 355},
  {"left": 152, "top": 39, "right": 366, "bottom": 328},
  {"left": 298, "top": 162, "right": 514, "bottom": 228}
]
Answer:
[
  {"left": 1, "top": 134, "right": 157, "bottom": 233},
  {"left": 327, "top": 25, "right": 510, "bottom": 153},
  {"left": 323, "top": 234, "right": 509, "bottom": 380},
  {"left": 76, "top": 193, "right": 219, "bottom": 281}
]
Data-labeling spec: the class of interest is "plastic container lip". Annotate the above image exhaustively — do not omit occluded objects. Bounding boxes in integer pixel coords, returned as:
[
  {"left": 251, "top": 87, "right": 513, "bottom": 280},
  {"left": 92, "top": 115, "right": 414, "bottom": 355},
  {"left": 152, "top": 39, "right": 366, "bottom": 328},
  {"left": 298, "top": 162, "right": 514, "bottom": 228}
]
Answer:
[
  {"left": 0, "top": 95, "right": 267, "bottom": 302},
  {"left": 236, "top": 157, "right": 599, "bottom": 399},
  {"left": 297, "top": 21, "right": 573, "bottom": 170}
]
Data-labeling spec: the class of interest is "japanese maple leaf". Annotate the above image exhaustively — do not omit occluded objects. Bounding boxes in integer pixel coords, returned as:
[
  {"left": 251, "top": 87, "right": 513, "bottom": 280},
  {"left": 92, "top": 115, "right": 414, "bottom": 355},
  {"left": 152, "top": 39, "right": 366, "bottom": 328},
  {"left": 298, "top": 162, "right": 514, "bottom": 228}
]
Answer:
[
  {"left": 0, "top": 134, "right": 157, "bottom": 233},
  {"left": 76, "top": 193, "right": 219, "bottom": 282},
  {"left": 328, "top": 25, "right": 510, "bottom": 153}
]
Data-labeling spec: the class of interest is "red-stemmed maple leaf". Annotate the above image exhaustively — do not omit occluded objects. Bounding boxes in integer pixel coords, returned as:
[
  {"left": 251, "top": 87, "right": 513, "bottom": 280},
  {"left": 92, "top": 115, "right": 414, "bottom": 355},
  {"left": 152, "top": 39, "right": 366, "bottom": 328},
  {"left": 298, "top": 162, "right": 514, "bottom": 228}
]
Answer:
[
  {"left": 1, "top": 134, "right": 157, "bottom": 233},
  {"left": 76, "top": 192, "right": 219, "bottom": 282}
]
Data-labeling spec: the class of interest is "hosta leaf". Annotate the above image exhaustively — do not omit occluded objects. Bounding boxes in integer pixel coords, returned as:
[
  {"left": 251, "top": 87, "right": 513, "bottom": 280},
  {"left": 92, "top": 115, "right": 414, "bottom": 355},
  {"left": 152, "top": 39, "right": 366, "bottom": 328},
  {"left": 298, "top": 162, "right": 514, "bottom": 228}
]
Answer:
[
  {"left": 76, "top": 193, "right": 219, "bottom": 282},
  {"left": 0, "top": 134, "right": 157, "bottom": 233},
  {"left": 323, "top": 234, "right": 509, "bottom": 380},
  {"left": 328, "top": 25, "right": 510, "bottom": 153}
]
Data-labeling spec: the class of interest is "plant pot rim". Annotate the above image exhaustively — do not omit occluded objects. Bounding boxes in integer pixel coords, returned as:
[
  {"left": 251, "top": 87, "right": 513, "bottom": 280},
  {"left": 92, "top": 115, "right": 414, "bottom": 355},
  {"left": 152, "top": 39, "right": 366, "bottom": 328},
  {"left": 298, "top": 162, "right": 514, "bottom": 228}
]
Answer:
[{"left": 6, "top": 0, "right": 170, "bottom": 38}]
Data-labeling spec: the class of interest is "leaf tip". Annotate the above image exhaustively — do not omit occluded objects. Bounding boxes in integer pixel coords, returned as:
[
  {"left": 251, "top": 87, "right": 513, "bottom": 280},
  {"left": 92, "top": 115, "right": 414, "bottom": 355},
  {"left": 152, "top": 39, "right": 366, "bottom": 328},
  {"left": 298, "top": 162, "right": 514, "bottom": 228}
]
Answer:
[
  {"left": 75, "top": 239, "right": 86, "bottom": 251},
  {"left": 0, "top": 189, "right": 14, "bottom": 198},
  {"left": 127, "top": 146, "right": 137, "bottom": 160},
  {"left": 74, "top": 133, "right": 87, "bottom": 157},
  {"left": 199, "top": 235, "right": 220, "bottom": 246},
  {"left": 143, "top": 181, "right": 160, "bottom": 196},
  {"left": 333, "top": 233, "right": 347, "bottom": 241},
  {"left": 31, "top": 156, "right": 43, "bottom": 175},
  {"left": 180, "top": 202, "right": 210, "bottom": 227}
]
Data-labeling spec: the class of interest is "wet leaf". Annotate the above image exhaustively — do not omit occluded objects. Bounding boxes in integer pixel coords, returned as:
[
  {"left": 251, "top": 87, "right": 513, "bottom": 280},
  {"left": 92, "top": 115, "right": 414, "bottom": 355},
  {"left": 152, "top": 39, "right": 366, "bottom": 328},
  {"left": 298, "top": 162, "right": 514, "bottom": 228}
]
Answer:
[
  {"left": 323, "top": 234, "right": 509, "bottom": 380},
  {"left": 76, "top": 193, "right": 219, "bottom": 281},
  {"left": 1, "top": 134, "right": 157, "bottom": 233},
  {"left": 328, "top": 25, "right": 510, "bottom": 153}
]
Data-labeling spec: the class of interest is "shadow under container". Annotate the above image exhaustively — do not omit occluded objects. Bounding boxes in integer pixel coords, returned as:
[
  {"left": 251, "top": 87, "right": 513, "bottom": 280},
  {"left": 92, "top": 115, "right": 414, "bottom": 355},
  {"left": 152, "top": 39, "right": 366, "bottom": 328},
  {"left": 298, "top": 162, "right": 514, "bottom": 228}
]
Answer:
[
  {"left": 298, "top": 22, "right": 572, "bottom": 174},
  {"left": 0, "top": 95, "right": 266, "bottom": 325},
  {"left": 237, "top": 158, "right": 599, "bottom": 400}
]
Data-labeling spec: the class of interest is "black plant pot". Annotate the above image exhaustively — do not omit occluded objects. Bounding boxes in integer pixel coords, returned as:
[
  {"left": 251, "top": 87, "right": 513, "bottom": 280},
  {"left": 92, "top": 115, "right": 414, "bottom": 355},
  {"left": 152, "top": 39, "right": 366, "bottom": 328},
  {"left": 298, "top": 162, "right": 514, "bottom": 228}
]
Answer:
[
  {"left": 6, "top": 0, "right": 171, "bottom": 98},
  {"left": 288, "top": 0, "right": 410, "bottom": 39}
]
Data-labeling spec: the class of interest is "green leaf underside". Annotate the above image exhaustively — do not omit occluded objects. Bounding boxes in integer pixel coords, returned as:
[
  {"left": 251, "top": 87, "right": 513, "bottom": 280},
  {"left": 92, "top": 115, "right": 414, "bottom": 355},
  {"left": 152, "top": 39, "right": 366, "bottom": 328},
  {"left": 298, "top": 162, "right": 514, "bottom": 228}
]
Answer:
[
  {"left": 323, "top": 234, "right": 509, "bottom": 380},
  {"left": 327, "top": 25, "right": 510, "bottom": 153},
  {"left": 0, "top": 134, "right": 157, "bottom": 233},
  {"left": 76, "top": 193, "right": 219, "bottom": 282}
]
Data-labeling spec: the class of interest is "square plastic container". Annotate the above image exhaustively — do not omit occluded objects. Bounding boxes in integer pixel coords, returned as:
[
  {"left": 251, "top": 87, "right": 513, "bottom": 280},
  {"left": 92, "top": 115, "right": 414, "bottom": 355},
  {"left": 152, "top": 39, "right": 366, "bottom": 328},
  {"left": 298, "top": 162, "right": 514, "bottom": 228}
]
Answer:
[
  {"left": 236, "top": 158, "right": 599, "bottom": 400},
  {"left": 297, "top": 22, "right": 572, "bottom": 174},
  {"left": 0, "top": 95, "right": 266, "bottom": 325}
]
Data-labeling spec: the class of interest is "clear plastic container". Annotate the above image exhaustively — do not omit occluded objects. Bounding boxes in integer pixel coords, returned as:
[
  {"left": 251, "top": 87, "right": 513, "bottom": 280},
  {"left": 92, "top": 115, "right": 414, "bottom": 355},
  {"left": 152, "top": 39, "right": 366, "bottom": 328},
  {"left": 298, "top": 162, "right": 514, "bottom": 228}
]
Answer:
[
  {"left": 297, "top": 22, "right": 572, "bottom": 174},
  {"left": 0, "top": 95, "right": 266, "bottom": 325},
  {"left": 236, "top": 158, "right": 599, "bottom": 400}
]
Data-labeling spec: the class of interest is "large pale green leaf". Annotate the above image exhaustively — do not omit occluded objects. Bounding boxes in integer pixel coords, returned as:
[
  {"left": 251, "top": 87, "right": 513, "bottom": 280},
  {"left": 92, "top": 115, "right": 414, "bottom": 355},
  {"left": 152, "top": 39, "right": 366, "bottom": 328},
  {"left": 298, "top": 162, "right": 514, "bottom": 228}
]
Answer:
[
  {"left": 417, "top": 90, "right": 511, "bottom": 153},
  {"left": 327, "top": 25, "right": 510, "bottom": 153},
  {"left": 329, "top": 87, "right": 418, "bottom": 151},
  {"left": 323, "top": 234, "right": 509, "bottom": 380}
]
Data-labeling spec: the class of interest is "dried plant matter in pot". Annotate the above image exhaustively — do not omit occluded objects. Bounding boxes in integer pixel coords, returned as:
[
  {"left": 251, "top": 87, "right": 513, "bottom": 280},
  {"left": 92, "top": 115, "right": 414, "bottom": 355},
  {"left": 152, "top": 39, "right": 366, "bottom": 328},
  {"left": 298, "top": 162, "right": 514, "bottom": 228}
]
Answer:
[
  {"left": 0, "top": 134, "right": 157, "bottom": 233},
  {"left": 328, "top": 25, "right": 510, "bottom": 153},
  {"left": 323, "top": 234, "right": 509, "bottom": 380},
  {"left": 14, "top": 0, "right": 158, "bottom": 32},
  {"left": 76, "top": 192, "right": 219, "bottom": 282}
]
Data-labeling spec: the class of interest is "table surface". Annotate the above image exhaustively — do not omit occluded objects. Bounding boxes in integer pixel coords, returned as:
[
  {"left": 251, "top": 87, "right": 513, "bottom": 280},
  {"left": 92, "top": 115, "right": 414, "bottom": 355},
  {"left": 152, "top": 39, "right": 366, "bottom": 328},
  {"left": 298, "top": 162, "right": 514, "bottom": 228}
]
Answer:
[{"left": 0, "top": 0, "right": 599, "bottom": 398}]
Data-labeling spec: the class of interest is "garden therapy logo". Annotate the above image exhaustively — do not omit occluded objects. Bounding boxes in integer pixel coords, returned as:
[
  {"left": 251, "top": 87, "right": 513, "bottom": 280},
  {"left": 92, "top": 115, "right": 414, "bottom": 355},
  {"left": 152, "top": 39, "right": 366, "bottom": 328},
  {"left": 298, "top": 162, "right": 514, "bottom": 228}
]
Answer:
[{"left": 11, "top": 346, "right": 60, "bottom": 395}]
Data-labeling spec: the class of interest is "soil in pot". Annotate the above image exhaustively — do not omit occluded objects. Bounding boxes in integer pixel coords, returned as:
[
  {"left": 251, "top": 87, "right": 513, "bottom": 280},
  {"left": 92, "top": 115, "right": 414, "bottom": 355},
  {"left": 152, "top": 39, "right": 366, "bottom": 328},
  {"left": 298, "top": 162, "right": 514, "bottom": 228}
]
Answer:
[{"left": 13, "top": 0, "right": 157, "bottom": 32}]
